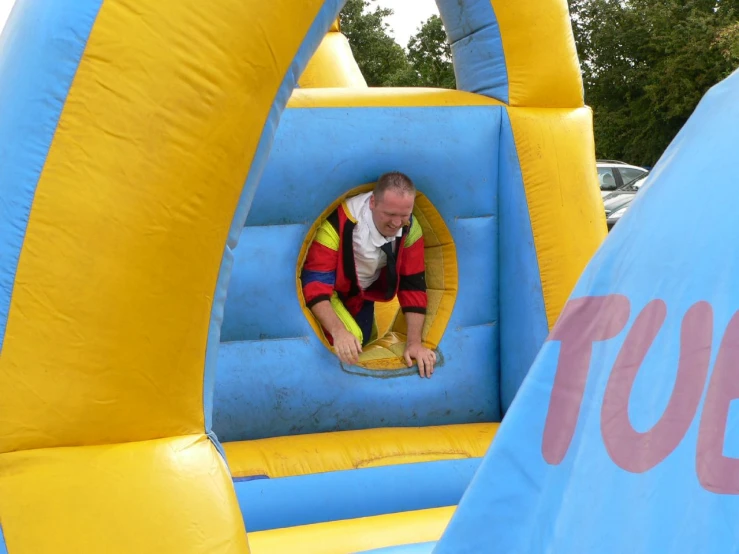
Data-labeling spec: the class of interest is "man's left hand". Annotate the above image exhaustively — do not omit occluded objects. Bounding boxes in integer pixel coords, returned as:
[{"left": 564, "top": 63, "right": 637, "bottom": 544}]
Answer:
[{"left": 404, "top": 342, "right": 437, "bottom": 378}]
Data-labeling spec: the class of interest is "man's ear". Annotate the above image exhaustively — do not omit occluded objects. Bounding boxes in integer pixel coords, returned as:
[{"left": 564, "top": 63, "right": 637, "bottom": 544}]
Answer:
[{"left": 369, "top": 193, "right": 376, "bottom": 210}]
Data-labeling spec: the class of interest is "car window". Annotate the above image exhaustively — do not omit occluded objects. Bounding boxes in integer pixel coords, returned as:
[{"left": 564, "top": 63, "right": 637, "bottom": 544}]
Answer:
[
  {"left": 598, "top": 168, "right": 618, "bottom": 191},
  {"left": 616, "top": 173, "right": 648, "bottom": 192},
  {"left": 619, "top": 168, "right": 646, "bottom": 184}
]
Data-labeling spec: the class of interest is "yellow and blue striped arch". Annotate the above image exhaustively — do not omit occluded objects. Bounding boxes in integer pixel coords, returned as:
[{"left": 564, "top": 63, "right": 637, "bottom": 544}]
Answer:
[
  {"left": 0, "top": 0, "right": 344, "bottom": 552},
  {"left": 0, "top": 0, "right": 343, "bottom": 452},
  {"left": 436, "top": 0, "right": 604, "bottom": 408}
]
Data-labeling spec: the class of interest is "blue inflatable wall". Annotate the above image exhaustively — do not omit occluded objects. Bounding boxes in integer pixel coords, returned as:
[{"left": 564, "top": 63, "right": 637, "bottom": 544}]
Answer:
[{"left": 215, "top": 99, "right": 508, "bottom": 441}]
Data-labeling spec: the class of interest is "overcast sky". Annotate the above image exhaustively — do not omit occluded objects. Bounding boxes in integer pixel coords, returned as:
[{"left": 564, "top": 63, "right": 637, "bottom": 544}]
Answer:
[
  {"left": 375, "top": 0, "right": 440, "bottom": 48},
  {"left": 0, "top": 0, "right": 439, "bottom": 47},
  {"left": 0, "top": 0, "right": 13, "bottom": 33}
]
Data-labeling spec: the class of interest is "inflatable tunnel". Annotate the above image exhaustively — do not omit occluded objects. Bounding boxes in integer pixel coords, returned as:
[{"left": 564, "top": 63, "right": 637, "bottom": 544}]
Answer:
[{"left": 0, "top": 0, "right": 604, "bottom": 552}]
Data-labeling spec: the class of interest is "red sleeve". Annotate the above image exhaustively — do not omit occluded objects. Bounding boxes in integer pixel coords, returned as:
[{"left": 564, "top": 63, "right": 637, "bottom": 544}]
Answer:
[
  {"left": 398, "top": 235, "right": 427, "bottom": 313},
  {"left": 301, "top": 232, "right": 339, "bottom": 308}
]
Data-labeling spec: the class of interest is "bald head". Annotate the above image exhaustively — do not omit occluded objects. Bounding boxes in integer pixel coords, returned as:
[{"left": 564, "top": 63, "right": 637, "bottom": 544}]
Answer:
[
  {"left": 374, "top": 171, "right": 415, "bottom": 202},
  {"left": 370, "top": 171, "right": 416, "bottom": 238}
]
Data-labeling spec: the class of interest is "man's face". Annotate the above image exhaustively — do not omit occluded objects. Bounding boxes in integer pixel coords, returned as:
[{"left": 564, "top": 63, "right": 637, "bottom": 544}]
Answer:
[{"left": 370, "top": 189, "right": 415, "bottom": 238}]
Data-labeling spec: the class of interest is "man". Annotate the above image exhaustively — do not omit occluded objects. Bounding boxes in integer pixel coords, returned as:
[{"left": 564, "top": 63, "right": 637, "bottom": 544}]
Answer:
[{"left": 301, "top": 171, "right": 437, "bottom": 377}]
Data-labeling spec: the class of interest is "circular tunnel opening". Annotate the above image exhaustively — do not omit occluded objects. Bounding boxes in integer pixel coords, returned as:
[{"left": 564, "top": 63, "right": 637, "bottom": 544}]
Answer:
[{"left": 297, "top": 183, "right": 458, "bottom": 370}]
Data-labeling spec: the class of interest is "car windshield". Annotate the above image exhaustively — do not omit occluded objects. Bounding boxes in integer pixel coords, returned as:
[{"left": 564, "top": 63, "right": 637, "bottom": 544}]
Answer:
[{"left": 616, "top": 173, "right": 648, "bottom": 192}]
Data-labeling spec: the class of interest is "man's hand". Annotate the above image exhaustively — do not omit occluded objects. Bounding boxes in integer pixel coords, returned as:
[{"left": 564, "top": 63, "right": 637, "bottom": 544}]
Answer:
[
  {"left": 333, "top": 327, "right": 363, "bottom": 366},
  {"left": 404, "top": 342, "right": 437, "bottom": 378},
  {"left": 309, "top": 300, "right": 363, "bottom": 366}
]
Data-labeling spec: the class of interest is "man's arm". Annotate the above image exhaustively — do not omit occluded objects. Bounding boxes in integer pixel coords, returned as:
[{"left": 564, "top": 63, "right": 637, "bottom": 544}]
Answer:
[
  {"left": 302, "top": 221, "right": 339, "bottom": 309},
  {"left": 310, "top": 301, "right": 345, "bottom": 337},
  {"left": 397, "top": 220, "right": 428, "bottom": 313},
  {"left": 310, "top": 300, "right": 362, "bottom": 365},
  {"left": 398, "top": 221, "right": 436, "bottom": 378},
  {"left": 405, "top": 311, "right": 425, "bottom": 346},
  {"left": 301, "top": 218, "right": 362, "bottom": 365},
  {"left": 403, "top": 312, "right": 436, "bottom": 378}
]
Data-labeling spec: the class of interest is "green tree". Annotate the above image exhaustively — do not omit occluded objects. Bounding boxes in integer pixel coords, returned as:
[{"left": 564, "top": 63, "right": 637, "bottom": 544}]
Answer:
[
  {"left": 405, "top": 15, "right": 456, "bottom": 89},
  {"left": 339, "top": 0, "right": 411, "bottom": 86},
  {"left": 339, "top": 2, "right": 456, "bottom": 89},
  {"left": 570, "top": 0, "right": 739, "bottom": 166}
]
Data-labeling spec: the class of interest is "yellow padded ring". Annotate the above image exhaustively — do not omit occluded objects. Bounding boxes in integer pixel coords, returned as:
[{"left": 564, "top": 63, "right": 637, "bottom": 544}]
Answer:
[{"left": 297, "top": 183, "right": 458, "bottom": 370}]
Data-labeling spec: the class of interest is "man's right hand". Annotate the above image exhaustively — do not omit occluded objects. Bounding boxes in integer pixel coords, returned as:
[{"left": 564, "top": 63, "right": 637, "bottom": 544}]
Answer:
[
  {"left": 308, "top": 299, "right": 363, "bottom": 365},
  {"left": 332, "top": 328, "right": 363, "bottom": 366}
]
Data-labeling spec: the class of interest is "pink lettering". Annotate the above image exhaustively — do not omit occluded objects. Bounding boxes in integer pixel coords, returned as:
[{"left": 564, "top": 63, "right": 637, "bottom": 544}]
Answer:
[
  {"left": 697, "top": 310, "right": 739, "bottom": 494},
  {"left": 602, "top": 301, "right": 712, "bottom": 473},
  {"left": 542, "top": 295, "right": 630, "bottom": 465}
]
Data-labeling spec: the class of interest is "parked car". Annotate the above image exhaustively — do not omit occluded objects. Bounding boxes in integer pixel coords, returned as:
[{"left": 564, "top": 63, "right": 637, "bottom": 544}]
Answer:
[
  {"left": 603, "top": 172, "right": 649, "bottom": 230},
  {"left": 597, "top": 160, "right": 648, "bottom": 197}
]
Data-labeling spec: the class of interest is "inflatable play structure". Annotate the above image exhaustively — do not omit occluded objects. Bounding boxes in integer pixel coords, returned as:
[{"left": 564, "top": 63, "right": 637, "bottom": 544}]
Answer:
[{"left": 0, "top": 0, "right": 607, "bottom": 552}]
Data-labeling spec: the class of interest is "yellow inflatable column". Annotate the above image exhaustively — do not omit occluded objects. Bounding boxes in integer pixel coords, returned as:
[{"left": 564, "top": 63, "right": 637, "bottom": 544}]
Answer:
[
  {"left": 299, "top": 19, "right": 368, "bottom": 88},
  {"left": 438, "top": 0, "right": 606, "bottom": 410},
  {"left": 0, "top": 0, "right": 340, "bottom": 552},
  {"left": 491, "top": 0, "right": 606, "bottom": 327}
]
